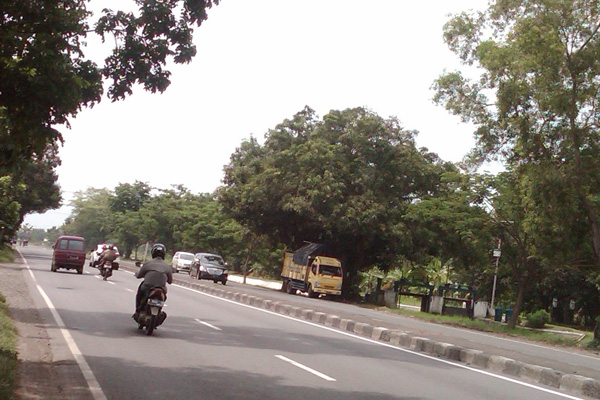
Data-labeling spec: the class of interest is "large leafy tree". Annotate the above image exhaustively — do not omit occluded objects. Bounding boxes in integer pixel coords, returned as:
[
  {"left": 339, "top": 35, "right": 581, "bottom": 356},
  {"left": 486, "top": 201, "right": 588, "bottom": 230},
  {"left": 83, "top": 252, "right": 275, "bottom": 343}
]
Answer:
[
  {"left": 404, "top": 170, "right": 494, "bottom": 288},
  {"left": 0, "top": 143, "right": 61, "bottom": 241},
  {"left": 1, "top": 0, "right": 219, "bottom": 169},
  {"left": 10, "top": 144, "right": 62, "bottom": 228},
  {"left": 110, "top": 181, "right": 152, "bottom": 214},
  {"left": 220, "top": 107, "right": 449, "bottom": 295},
  {"left": 0, "top": 176, "right": 25, "bottom": 244},
  {"left": 62, "top": 188, "right": 115, "bottom": 248},
  {"left": 433, "top": 0, "right": 600, "bottom": 268},
  {"left": 110, "top": 181, "right": 152, "bottom": 257}
]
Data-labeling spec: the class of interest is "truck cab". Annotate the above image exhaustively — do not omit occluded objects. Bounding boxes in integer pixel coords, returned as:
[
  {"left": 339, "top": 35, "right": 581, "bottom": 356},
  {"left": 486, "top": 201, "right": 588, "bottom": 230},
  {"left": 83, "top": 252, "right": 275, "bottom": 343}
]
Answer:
[{"left": 307, "top": 255, "right": 343, "bottom": 297}]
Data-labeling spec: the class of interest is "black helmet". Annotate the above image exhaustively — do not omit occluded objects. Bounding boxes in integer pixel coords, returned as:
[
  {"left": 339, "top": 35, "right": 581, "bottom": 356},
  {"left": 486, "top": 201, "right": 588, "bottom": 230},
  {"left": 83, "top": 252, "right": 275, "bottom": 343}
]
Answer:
[{"left": 151, "top": 243, "right": 166, "bottom": 259}]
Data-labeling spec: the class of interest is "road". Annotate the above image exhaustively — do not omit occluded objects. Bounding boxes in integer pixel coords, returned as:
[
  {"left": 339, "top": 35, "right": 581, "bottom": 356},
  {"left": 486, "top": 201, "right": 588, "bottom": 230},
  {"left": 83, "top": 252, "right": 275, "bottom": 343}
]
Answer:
[
  {"left": 208, "top": 272, "right": 600, "bottom": 381},
  {"left": 11, "top": 246, "right": 591, "bottom": 400}
]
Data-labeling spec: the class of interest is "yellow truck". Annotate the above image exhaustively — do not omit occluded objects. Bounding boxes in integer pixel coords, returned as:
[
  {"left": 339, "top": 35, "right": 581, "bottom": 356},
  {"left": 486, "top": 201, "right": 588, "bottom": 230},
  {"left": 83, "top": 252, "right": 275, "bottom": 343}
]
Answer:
[{"left": 281, "top": 243, "right": 343, "bottom": 298}]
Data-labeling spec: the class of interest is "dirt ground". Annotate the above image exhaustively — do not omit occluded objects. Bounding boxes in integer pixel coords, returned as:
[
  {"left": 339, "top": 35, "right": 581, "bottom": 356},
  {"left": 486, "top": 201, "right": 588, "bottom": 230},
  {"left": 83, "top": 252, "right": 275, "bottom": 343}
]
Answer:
[{"left": 0, "top": 254, "right": 92, "bottom": 400}]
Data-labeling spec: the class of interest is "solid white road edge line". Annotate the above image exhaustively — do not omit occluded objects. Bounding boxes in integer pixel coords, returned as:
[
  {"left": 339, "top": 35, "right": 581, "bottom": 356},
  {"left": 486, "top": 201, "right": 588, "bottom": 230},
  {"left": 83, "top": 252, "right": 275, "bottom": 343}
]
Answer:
[
  {"left": 19, "top": 255, "right": 107, "bottom": 400},
  {"left": 194, "top": 318, "right": 222, "bottom": 331},
  {"left": 275, "top": 355, "right": 336, "bottom": 382},
  {"left": 174, "top": 283, "right": 585, "bottom": 400}
]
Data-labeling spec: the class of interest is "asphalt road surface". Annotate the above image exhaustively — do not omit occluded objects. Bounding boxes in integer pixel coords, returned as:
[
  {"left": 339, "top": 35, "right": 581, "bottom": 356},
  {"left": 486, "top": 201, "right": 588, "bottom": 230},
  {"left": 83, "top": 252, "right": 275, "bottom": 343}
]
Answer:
[
  {"left": 14, "top": 246, "right": 591, "bottom": 400},
  {"left": 201, "top": 270, "right": 600, "bottom": 381}
]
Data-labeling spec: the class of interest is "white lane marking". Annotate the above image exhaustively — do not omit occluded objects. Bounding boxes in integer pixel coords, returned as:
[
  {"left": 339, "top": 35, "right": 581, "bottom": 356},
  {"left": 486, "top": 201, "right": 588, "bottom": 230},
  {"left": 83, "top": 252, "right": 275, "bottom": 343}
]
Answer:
[
  {"left": 125, "top": 288, "right": 135, "bottom": 293},
  {"left": 275, "top": 355, "right": 336, "bottom": 382},
  {"left": 174, "top": 283, "right": 585, "bottom": 400},
  {"left": 195, "top": 318, "right": 222, "bottom": 331},
  {"left": 18, "top": 251, "right": 107, "bottom": 400},
  {"left": 92, "top": 275, "right": 116, "bottom": 284}
]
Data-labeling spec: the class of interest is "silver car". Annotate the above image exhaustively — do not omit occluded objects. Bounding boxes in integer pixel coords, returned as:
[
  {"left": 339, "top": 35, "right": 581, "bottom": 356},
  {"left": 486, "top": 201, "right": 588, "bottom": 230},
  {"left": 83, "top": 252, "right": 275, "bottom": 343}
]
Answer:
[{"left": 171, "top": 251, "right": 194, "bottom": 273}]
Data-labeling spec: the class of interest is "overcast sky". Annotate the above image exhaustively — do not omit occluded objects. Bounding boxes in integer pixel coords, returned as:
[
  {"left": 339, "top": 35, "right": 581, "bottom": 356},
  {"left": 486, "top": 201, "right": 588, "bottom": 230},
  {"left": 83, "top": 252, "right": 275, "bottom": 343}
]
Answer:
[{"left": 25, "top": 0, "right": 489, "bottom": 229}]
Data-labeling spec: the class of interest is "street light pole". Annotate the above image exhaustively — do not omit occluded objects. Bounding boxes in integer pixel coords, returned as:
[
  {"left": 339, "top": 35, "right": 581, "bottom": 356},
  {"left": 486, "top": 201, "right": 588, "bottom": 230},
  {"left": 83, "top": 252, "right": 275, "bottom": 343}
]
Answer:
[{"left": 490, "top": 239, "right": 501, "bottom": 310}]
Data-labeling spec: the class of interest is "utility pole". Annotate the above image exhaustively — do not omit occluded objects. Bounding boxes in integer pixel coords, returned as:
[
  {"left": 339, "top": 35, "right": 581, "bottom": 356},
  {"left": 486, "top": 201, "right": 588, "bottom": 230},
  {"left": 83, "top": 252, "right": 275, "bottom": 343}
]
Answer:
[
  {"left": 142, "top": 241, "right": 149, "bottom": 263},
  {"left": 490, "top": 239, "right": 501, "bottom": 310}
]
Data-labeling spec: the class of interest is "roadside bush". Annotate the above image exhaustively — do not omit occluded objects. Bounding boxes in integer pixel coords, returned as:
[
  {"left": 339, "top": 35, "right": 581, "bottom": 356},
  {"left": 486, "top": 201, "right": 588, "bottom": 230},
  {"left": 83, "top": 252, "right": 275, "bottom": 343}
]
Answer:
[
  {"left": 0, "top": 291, "right": 18, "bottom": 400},
  {"left": 588, "top": 339, "right": 600, "bottom": 350},
  {"left": 524, "top": 309, "right": 550, "bottom": 329},
  {"left": 0, "top": 245, "right": 14, "bottom": 263}
]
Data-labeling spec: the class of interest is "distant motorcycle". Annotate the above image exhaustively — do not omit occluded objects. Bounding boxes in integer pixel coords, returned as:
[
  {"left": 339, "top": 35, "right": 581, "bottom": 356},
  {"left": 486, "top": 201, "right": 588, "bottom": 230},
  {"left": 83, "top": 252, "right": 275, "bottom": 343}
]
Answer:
[
  {"left": 100, "top": 260, "right": 114, "bottom": 281},
  {"left": 134, "top": 261, "right": 167, "bottom": 336}
]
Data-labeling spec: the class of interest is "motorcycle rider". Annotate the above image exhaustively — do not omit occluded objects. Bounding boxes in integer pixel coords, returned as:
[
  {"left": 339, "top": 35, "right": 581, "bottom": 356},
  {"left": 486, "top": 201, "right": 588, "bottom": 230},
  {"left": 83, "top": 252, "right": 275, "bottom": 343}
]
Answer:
[
  {"left": 97, "top": 244, "right": 118, "bottom": 272},
  {"left": 133, "top": 243, "right": 172, "bottom": 321}
]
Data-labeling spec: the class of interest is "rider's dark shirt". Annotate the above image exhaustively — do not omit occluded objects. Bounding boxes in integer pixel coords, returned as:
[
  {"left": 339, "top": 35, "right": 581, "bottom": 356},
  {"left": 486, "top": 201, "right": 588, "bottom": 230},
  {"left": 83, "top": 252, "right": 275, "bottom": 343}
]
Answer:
[{"left": 136, "top": 258, "right": 173, "bottom": 292}]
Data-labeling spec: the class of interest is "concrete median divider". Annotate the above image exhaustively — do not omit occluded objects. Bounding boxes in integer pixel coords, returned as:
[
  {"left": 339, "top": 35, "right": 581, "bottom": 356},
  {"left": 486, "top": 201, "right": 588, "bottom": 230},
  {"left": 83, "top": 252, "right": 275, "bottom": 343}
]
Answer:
[{"left": 120, "top": 263, "right": 600, "bottom": 399}]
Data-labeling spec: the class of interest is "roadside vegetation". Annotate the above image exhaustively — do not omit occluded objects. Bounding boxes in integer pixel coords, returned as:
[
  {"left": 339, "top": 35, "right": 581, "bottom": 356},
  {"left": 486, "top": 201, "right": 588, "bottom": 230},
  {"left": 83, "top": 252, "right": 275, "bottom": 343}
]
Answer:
[
  {"left": 365, "top": 304, "right": 595, "bottom": 349},
  {"left": 0, "top": 245, "right": 14, "bottom": 263},
  {"left": 0, "top": 291, "right": 18, "bottom": 400}
]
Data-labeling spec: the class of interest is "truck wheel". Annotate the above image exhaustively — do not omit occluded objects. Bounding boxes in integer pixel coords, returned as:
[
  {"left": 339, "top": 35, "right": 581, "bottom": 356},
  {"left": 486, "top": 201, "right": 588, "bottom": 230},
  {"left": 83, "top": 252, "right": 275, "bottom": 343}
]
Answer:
[
  {"left": 308, "top": 284, "right": 318, "bottom": 298},
  {"left": 77, "top": 267, "right": 83, "bottom": 275},
  {"left": 51, "top": 262, "right": 57, "bottom": 272},
  {"left": 286, "top": 282, "right": 296, "bottom": 295}
]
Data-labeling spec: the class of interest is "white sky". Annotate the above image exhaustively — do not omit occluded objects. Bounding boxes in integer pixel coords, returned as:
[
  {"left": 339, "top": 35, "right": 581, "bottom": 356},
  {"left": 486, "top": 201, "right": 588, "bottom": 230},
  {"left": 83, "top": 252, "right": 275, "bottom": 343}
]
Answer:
[{"left": 25, "top": 0, "right": 489, "bottom": 229}]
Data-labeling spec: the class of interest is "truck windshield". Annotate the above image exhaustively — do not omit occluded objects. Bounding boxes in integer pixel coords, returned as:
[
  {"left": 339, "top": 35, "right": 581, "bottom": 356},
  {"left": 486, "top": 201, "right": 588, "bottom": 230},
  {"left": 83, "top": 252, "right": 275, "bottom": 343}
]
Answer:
[{"left": 319, "top": 265, "right": 342, "bottom": 277}]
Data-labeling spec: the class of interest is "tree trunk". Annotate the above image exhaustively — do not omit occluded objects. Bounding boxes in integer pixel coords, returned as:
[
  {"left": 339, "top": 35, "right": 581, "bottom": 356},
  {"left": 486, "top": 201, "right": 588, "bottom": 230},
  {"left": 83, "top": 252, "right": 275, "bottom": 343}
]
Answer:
[
  {"left": 508, "top": 273, "right": 528, "bottom": 329},
  {"left": 242, "top": 235, "right": 257, "bottom": 284}
]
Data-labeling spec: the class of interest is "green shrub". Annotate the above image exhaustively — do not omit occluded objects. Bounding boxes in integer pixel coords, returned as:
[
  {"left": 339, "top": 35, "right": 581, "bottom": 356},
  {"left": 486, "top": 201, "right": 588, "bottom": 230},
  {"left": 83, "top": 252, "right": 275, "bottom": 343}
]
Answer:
[
  {"left": 0, "top": 245, "right": 14, "bottom": 263},
  {"left": 524, "top": 309, "right": 550, "bottom": 329},
  {"left": 587, "top": 339, "right": 600, "bottom": 350},
  {"left": 0, "top": 292, "right": 17, "bottom": 400}
]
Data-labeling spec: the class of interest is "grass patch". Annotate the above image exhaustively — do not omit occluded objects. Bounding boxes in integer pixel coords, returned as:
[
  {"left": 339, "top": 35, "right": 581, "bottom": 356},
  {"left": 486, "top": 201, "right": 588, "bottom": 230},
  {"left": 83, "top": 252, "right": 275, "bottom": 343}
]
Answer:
[
  {"left": 364, "top": 304, "right": 591, "bottom": 348},
  {"left": 0, "top": 291, "right": 18, "bottom": 400},
  {"left": 0, "top": 245, "right": 14, "bottom": 263}
]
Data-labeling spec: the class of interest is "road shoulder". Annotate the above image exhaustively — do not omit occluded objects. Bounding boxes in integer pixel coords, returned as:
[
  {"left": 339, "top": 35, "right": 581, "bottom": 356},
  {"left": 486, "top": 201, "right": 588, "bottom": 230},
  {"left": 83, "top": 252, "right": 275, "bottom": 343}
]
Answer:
[{"left": 0, "top": 253, "right": 92, "bottom": 400}]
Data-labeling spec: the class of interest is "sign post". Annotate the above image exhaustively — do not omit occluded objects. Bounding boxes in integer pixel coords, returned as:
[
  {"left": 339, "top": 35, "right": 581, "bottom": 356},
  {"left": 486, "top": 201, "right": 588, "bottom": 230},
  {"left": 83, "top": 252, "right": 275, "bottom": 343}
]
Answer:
[{"left": 490, "top": 240, "right": 501, "bottom": 310}]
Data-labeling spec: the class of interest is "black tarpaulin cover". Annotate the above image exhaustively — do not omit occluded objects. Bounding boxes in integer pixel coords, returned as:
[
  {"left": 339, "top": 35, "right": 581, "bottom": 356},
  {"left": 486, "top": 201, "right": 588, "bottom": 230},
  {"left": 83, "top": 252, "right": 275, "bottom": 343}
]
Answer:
[{"left": 292, "top": 242, "right": 328, "bottom": 265}]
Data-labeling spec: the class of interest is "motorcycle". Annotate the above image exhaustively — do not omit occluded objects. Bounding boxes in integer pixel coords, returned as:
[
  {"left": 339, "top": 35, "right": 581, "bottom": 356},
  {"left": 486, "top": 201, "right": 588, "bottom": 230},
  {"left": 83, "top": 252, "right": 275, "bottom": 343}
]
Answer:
[
  {"left": 100, "top": 260, "right": 113, "bottom": 281},
  {"left": 134, "top": 261, "right": 167, "bottom": 336},
  {"left": 136, "top": 287, "right": 167, "bottom": 335}
]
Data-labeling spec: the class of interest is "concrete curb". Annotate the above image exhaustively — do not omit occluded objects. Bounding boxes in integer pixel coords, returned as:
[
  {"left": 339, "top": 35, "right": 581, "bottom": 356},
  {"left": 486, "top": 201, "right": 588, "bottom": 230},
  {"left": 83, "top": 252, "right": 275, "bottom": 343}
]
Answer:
[{"left": 122, "top": 263, "right": 600, "bottom": 399}]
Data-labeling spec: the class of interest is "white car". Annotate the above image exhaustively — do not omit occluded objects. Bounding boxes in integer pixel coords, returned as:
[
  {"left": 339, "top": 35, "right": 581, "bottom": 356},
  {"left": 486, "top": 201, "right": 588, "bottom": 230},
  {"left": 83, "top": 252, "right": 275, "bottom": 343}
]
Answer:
[
  {"left": 172, "top": 251, "right": 194, "bottom": 273},
  {"left": 90, "top": 244, "right": 120, "bottom": 267}
]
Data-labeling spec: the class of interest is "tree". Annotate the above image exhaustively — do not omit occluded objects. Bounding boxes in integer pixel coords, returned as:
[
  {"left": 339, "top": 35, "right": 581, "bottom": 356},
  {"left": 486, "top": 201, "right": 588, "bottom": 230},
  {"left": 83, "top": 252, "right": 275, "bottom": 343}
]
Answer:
[
  {"left": 404, "top": 170, "right": 494, "bottom": 286},
  {"left": 110, "top": 181, "right": 152, "bottom": 214},
  {"left": 10, "top": 143, "right": 62, "bottom": 228},
  {"left": 1, "top": 0, "right": 219, "bottom": 169},
  {"left": 0, "top": 176, "right": 25, "bottom": 244},
  {"left": 220, "top": 107, "right": 450, "bottom": 295},
  {"left": 433, "top": 0, "right": 600, "bottom": 268},
  {"left": 113, "top": 210, "right": 145, "bottom": 259},
  {"left": 62, "top": 188, "right": 115, "bottom": 247}
]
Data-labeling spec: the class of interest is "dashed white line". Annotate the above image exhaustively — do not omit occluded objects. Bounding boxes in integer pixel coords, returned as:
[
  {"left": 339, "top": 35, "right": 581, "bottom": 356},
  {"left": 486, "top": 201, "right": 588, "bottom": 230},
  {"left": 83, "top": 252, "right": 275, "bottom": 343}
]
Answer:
[
  {"left": 175, "top": 283, "right": 585, "bottom": 400},
  {"left": 195, "top": 318, "right": 222, "bottom": 331},
  {"left": 275, "top": 355, "right": 336, "bottom": 381}
]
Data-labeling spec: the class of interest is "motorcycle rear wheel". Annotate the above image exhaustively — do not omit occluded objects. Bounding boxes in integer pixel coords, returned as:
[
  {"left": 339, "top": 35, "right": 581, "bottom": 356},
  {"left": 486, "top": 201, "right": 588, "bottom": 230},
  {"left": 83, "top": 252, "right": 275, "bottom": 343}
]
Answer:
[{"left": 146, "top": 315, "right": 157, "bottom": 335}]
